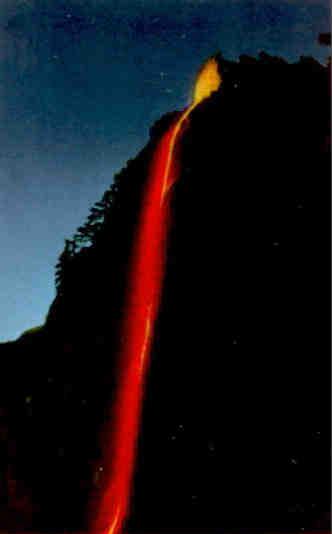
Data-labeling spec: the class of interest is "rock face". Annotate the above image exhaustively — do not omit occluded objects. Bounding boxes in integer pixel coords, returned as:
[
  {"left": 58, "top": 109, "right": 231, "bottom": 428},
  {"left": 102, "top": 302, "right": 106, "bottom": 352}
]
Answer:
[{"left": 0, "top": 55, "right": 330, "bottom": 532}]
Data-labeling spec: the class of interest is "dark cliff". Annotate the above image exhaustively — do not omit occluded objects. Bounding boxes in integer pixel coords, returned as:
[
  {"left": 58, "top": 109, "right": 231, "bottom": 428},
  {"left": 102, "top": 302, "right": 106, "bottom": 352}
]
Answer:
[{"left": 0, "top": 54, "right": 330, "bottom": 532}]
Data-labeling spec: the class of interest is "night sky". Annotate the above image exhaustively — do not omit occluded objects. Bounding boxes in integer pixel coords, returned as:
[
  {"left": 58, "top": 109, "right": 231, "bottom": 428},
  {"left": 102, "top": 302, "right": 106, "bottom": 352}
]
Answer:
[{"left": 0, "top": 0, "right": 330, "bottom": 341}]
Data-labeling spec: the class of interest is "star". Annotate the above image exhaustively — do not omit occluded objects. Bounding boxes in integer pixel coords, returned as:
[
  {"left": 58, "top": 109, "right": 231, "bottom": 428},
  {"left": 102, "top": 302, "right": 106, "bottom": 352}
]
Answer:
[{"left": 208, "top": 441, "right": 215, "bottom": 452}]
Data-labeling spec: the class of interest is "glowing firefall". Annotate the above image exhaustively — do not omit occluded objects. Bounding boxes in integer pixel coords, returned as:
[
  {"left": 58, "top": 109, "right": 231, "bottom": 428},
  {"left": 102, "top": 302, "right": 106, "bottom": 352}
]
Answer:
[{"left": 92, "top": 57, "right": 222, "bottom": 534}]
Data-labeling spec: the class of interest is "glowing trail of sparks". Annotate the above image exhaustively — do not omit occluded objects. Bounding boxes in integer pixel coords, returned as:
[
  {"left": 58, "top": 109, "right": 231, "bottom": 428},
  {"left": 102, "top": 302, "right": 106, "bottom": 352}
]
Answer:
[{"left": 92, "top": 58, "right": 221, "bottom": 534}]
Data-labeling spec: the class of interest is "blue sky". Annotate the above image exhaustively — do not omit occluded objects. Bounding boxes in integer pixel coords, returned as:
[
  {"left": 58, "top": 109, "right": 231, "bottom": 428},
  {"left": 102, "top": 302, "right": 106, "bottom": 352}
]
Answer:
[{"left": 0, "top": 0, "right": 330, "bottom": 341}]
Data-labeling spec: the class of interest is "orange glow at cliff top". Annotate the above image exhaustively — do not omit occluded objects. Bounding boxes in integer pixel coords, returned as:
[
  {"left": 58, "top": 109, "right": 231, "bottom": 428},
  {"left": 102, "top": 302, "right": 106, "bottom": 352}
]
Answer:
[
  {"left": 193, "top": 57, "right": 221, "bottom": 104},
  {"left": 91, "top": 58, "right": 221, "bottom": 534}
]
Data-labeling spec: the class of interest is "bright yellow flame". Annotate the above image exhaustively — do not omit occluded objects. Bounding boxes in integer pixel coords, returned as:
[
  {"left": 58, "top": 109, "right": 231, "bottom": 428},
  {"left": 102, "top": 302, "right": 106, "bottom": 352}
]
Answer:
[
  {"left": 161, "top": 57, "right": 222, "bottom": 200},
  {"left": 193, "top": 57, "right": 221, "bottom": 104}
]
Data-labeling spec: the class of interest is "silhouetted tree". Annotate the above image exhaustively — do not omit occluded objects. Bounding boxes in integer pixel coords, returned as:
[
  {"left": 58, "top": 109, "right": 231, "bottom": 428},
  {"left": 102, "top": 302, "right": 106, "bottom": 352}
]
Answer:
[
  {"left": 70, "top": 184, "right": 117, "bottom": 253},
  {"left": 55, "top": 239, "right": 76, "bottom": 295}
]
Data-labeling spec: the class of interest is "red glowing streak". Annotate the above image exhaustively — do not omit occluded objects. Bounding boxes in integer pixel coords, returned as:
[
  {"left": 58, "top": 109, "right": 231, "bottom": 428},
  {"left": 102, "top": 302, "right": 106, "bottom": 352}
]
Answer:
[{"left": 92, "top": 59, "right": 221, "bottom": 534}]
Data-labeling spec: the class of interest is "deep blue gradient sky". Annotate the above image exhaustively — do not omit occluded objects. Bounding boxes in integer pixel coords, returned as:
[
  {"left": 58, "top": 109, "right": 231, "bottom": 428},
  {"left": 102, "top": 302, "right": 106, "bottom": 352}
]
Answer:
[{"left": 0, "top": 0, "right": 330, "bottom": 341}]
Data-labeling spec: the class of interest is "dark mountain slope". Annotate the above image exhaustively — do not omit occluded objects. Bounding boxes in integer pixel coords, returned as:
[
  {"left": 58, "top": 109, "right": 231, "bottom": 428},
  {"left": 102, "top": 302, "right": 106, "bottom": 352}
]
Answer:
[
  {"left": 0, "top": 54, "right": 330, "bottom": 532},
  {"left": 130, "top": 55, "right": 331, "bottom": 532}
]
